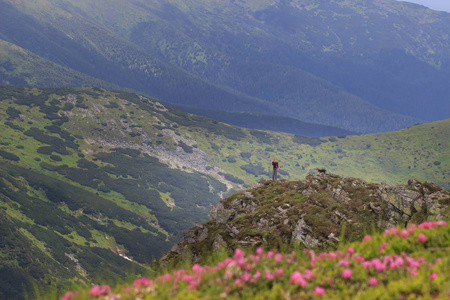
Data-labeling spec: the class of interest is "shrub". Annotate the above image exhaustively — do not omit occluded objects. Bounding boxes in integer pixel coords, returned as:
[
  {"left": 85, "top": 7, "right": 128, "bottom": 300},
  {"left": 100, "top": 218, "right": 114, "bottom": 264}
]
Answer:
[
  {"left": 50, "top": 155, "right": 62, "bottom": 161},
  {"left": 0, "top": 150, "right": 20, "bottom": 161},
  {"left": 240, "top": 152, "right": 252, "bottom": 159}
]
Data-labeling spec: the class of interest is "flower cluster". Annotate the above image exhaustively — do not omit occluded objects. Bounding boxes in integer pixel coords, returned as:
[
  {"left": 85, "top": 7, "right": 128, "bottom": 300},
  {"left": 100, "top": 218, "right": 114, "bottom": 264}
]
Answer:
[{"left": 61, "top": 220, "right": 449, "bottom": 299}]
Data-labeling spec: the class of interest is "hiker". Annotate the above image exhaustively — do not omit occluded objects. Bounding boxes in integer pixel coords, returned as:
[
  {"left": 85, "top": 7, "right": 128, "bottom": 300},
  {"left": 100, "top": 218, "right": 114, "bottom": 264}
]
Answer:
[{"left": 272, "top": 158, "right": 279, "bottom": 182}]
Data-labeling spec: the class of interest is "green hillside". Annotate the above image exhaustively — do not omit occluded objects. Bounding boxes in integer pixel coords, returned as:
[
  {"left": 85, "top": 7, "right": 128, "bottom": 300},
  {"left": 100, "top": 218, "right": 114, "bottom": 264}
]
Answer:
[
  {"left": 4, "top": 0, "right": 450, "bottom": 132},
  {"left": 0, "top": 86, "right": 449, "bottom": 299},
  {"left": 0, "top": 40, "right": 121, "bottom": 90}
]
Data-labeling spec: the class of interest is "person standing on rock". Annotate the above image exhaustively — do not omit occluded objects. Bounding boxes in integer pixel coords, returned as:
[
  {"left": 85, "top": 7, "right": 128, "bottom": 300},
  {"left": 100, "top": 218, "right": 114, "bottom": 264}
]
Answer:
[{"left": 272, "top": 158, "right": 279, "bottom": 182}]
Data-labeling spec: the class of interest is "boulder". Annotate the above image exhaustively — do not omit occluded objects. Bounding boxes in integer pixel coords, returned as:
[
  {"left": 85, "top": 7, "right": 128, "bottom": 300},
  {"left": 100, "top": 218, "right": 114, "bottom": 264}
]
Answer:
[{"left": 183, "top": 225, "right": 208, "bottom": 244}]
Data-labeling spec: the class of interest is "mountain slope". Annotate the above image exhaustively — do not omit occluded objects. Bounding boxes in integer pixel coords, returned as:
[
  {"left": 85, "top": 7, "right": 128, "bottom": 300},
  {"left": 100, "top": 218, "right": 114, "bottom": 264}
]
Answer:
[
  {"left": 4, "top": 0, "right": 450, "bottom": 132},
  {"left": 0, "top": 86, "right": 449, "bottom": 298},
  {"left": 0, "top": 40, "right": 121, "bottom": 89}
]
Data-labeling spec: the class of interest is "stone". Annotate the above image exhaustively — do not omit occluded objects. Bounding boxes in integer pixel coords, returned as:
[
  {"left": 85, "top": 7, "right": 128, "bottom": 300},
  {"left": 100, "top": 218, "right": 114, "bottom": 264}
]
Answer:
[
  {"left": 226, "top": 224, "right": 240, "bottom": 238},
  {"left": 243, "top": 191, "right": 254, "bottom": 199},
  {"left": 183, "top": 225, "right": 208, "bottom": 244},
  {"left": 215, "top": 203, "right": 233, "bottom": 224},
  {"left": 212, "top": 234, "right": 227, "bottom": 251},
  {"left": 301, "top": 186, "right": 317, "bottom": 196},
  {"left": 291, "top": 218, "right": 319, "bottom": 248}
]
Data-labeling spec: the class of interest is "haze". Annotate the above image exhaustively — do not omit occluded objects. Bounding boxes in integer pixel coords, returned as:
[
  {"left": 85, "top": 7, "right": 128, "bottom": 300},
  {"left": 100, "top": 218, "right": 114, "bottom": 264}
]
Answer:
[{"left": 398, "top": 0, "right": 450, "bottom": 12}]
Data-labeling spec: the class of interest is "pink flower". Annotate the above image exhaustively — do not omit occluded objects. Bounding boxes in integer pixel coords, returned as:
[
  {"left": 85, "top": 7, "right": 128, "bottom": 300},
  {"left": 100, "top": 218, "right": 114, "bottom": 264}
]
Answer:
[
  {"left": 256, "top": 247, "right": 263, "bottom": 256},
  {"left": 267, "top": 251, "right": 274, "bottom": 259},
  {"left": 356, "top": 255, "right": 365, "bottom": 263},
  {"left": 192, "top": 264, "right": 201, "bottom": 272},
  {"left": 401, "top": 229, "right": 408, "bottom": 238},
  {"left": 379, "top": 242, "right": 388, "bottom": 253},
  {"left": 234, "top": 278, "right": 242, "bottom": 287},
  {"left": 290, "top": 271, "right": 307, "bottom": 287},
  {"left": 418, "top": 233, "right": 427, "bottom": 243},
  {"left": 234, "top": 248, "right": 245, "bottom": 259},
  {"left": 395, "top": 256, "right": 404, "bottom": 267},
  {"left": 253, "top": 270, "right": 261, "bottom": 280},
  {"left": 224, "top": 270, "right": 233, "bottom": 280},
  {"left": 341, "top": 269, "right": 352, "bottom": 279},
  {"left": 347, "top": 247, "right": 355, "bottom": 255},
  {"left": 90, "top": 285, "right": 101, "bottom": 297},
  {"left": 303, "top": 268, "right": 314, "bottom": 281},
  {"left": 368, "top": 277, "right": 378, "bottom": 286},
  {"left": 362, "top": 235, "right": 372, "bottom": 242},
  {"left": 430, "top": 272, "right": 438, "bottom": 280},
  {"left": 375, "top": 263, "right": 386, "bottom": 272},
  {"left": 241, "top": 272, "right": 251, "bottom": 282},
  {"left": 275, "top": 253, "right": 283, "bottom": 263},
  {"left": 60, "top": 291, "right": 78, "bottom": 300},
  {"left": 100, "top": 285, "right": 110, "bottom": 295},
  {"left": 275, "top": 268, "right": 284, "bottom": 277},
  {"left": 338, "top": 259, "right": 350, "bottom": 267},
  {"left": 265, "top": 270, "right": 275, "bottom": 280},
  {"left": 410, "top": 268, "right": 418, "bottom": 276},
  {"left": 313, "top": 286, "right": 326, "bottom": 296},
  {"left": 328, "top": 252, "right": 338, "bottom": 260},
  {"left": 220, "top": 292, "right": 227, "bottom": 298}
]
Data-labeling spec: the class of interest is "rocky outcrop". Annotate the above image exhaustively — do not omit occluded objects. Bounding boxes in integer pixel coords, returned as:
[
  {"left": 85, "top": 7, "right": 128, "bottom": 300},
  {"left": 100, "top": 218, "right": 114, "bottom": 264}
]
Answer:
[{"left": 160, "top": 175, "right": 449, "bottom": 267}]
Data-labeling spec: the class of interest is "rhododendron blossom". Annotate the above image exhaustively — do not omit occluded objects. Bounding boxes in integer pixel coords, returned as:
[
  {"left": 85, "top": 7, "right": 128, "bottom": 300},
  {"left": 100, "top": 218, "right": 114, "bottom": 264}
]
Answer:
[
  {"left": 418, "top": 233, "right": 427, "bottom": 243},
  {"left": 341, "top": 269, "right": 352, "bottom": 279},
  {"left": 368, "top": 277, "right": 378, "bottom": 286}
]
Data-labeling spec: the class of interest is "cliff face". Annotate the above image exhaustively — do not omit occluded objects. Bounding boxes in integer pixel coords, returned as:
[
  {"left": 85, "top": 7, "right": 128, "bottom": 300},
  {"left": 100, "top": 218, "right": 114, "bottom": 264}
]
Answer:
[{"left": 160, "top": 174, "right": 450, "bottom": 266}]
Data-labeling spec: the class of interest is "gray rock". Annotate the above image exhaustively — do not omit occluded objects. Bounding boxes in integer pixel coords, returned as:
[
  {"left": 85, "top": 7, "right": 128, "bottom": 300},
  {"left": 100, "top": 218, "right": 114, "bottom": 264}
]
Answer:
[
  {"left": 215, "top": 203, "right": 233, "bottom": 224},
  {"left": 243, "top": 191, "right": 254, "bottom": 199},
  {"left": 212, "top": 234, "right": 227, "bottom": 251},
  {"left": 301, "top": 186, "right": 317, "bottom": 196},
  {"left": 291, "top": 218, "right": 318, "bottom": 248},
  {"left": 226, "top": 224, "right": 240, "bottom": 238},
  {"left": 255, "top": 218, "right": 270, "bottom": 232},
  {"left": 183, "top": 225, "right": 208, "bottom": 244}
]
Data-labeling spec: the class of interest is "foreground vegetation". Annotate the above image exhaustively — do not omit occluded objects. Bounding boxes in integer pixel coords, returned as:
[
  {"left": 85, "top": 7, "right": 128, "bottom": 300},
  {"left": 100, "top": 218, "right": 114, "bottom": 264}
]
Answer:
[{"left": 61, "top": 220, "right": 449, "bottom": 299}]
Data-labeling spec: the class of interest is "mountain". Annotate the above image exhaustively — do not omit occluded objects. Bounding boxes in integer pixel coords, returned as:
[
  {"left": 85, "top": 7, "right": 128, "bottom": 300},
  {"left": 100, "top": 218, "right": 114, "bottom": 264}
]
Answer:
[
  {"left": 169, "top": 104, "right": 356, "bottom": 137},
  {"left": 2, "top": 0, "right": 450, "bottom": 133},
  {"left": 160, "top": 174, "right": 450, "bottom": 267},
  {"left": 0, "top": 86, "right": 449, "bottom": 298},
  {"left": 0, "top": 40, "right": 122, "bottom": 90}
]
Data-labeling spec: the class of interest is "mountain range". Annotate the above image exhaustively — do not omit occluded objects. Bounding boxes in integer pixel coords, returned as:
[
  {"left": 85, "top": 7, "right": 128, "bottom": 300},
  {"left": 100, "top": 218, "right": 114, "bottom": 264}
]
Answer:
[
  {"left": 0, "top": 86, "right": 449, "bottom": 298},
  {"left": 1, "top": 0, "right": 450, "bottom": 298},
  {"left": 1, "top": 0, "right": 450, "bottom": 133}
]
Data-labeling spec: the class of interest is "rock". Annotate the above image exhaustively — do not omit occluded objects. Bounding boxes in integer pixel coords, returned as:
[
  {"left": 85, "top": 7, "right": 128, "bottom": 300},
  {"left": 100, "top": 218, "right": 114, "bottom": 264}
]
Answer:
[
  {"left": 243, "top": 191, "right": 254, "bottom": 199},
  {"left": 301, "top": 186, "right": 317, "bottom": 196},
  {"left": 369, "top": 202, "right": 381, "bottom": 213},
  {"left": 212, "top": 234, "right": 227, "bottom": 251},
  {"left": 383, "top": 187, "right": 420, "bottom": 216},
  {"left": 170, "top": 243, "right": 184, "bottom": 254},
  {"left": 226, "top": 224, "right": 240, "bottom": 238},
  {"left": 215, "top": 203, "right": 233, "bottom": 224},
  {"left": 183, "top": 225, "right": 208, "bottom": 244},
  {"left": 327, "top": 232, "right": 340, "bottom": 247},
  {"left": 255, "top": 218, "right": 270, "bottom": 232},
  {"left": 331, "top": 184, "right": 351, "bottom": 202},
  {"left": 291, "top": 218, "right": 319, "bottom": 248},
  {"left": 210, "top": 204, "right": 217, "bottom": 220}
]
